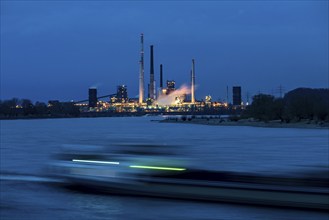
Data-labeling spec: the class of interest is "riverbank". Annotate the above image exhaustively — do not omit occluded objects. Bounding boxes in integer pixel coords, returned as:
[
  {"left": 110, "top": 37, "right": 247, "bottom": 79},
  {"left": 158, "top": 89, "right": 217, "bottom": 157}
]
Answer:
[
  {"left": 0, "top": 112, "right": 146, "bottom": 120},
  {"left": 160, "top": 117, "right": 329, "bottom": 129}
]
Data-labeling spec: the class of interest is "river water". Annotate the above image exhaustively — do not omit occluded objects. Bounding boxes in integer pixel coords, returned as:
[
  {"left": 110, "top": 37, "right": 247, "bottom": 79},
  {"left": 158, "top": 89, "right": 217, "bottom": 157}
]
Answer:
[{"left": 1, "top": 117, "right": 328, "bottom": 219}]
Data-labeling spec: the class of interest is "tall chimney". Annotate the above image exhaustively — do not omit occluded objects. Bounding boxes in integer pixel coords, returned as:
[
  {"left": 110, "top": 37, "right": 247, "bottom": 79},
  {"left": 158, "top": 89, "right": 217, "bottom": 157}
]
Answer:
[
  {"left": 147, "top": 83, "right": 150, "bottom": 98},
  {"left": 226, "top": 85, "right": 229, "bottom": 104},
  {"left": 138, "top": 33, "right": 144, "bottom": 104},
  {"left": 149, "top": 45, "right": 155, "bottom": 100},
  {"left": 160, "top": 64, "right": 163, "bottom": 89},
  {"left": 191, "top": 59, "right": 195, "bottom": 103}
]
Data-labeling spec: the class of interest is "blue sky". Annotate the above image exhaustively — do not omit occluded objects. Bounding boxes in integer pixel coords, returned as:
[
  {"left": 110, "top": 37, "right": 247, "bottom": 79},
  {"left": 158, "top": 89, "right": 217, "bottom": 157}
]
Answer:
[{"left": 1, "top": 1, "right": 328, "bottom": 102}]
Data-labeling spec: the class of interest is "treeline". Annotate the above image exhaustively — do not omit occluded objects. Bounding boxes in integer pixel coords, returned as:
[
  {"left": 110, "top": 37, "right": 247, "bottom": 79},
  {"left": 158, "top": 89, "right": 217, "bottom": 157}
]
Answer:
[
  {"left": 243, "top": 88, "right": 329, "bottom": 122},
  {"left": 0, "top": 98, "right": 80, "bottom": 119}
]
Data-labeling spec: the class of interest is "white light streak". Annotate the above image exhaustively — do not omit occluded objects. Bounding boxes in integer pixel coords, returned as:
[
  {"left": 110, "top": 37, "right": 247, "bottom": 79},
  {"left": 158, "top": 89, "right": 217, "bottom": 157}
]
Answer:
[{"left": 72, "top": 159, "right": 120, "bottom": 165}]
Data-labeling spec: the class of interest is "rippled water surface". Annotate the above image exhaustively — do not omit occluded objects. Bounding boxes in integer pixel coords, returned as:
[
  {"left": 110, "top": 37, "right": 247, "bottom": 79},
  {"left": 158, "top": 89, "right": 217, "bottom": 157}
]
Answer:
[{"left": 1, "top": 117, "right": 328, "bottom": 219}]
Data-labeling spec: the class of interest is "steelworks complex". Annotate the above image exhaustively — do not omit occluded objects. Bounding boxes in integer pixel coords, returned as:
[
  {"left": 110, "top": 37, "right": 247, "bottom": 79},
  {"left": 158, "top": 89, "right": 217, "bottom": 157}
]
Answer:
[{"left": 54, "top": 34, "right": 245, "bottom": 115}]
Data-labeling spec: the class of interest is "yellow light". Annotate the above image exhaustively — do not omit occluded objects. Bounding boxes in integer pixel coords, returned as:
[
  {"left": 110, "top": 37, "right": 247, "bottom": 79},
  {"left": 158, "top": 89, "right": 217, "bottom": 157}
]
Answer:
[{"left": 129, "top": 165, "right": 186, "bottom": 171}]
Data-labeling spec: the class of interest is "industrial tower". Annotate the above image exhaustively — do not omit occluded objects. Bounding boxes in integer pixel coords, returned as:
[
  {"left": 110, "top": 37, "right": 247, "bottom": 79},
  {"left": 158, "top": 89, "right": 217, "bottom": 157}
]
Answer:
[
  {"left": 191, "top": 59, "right": 196, "bottom": 104},
  {"left": 139, "top": 33, "right": 144, "bottom": 104},
  {"left": 149, "top": 45, "right": 156, "bottom": 100}
]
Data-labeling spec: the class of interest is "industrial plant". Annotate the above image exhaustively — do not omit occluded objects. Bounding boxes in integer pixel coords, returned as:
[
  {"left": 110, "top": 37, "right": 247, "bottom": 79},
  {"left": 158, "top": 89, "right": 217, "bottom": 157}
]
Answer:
[{"left": 73, "top": 34, "right": 244, "bottom": 115}]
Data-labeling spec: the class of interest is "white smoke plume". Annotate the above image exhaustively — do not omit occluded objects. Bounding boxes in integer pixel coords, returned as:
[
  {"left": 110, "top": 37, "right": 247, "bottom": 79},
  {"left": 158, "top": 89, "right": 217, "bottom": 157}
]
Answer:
[{"left": 156, "top": 84, "right": 191, "bottom": 106}]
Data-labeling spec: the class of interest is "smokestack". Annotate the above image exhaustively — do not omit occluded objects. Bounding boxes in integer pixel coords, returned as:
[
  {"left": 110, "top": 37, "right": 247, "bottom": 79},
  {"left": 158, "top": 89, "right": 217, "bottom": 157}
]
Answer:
[
  {"left": 138, "top": 33, "right": 144, "bottom": 104},
  {"left": 148, "top": 83, "right": 150, "bottom": 98},
  {"left": 150, "top": 45, "right": 155, "bottom": 100},
  {"left": 160, "top": 64, "right": 163, "bottom": 89},
  {"left": 191, "top": 59, "right": 195, "bottom": 103},
  {"left": 226, "top": 85, "right": 229, "bottom": 104}
]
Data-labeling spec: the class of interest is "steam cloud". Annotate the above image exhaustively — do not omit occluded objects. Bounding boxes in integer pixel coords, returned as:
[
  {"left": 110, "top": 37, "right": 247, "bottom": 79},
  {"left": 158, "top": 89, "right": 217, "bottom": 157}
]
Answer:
[{"left": 156, "top": 84, "right": 191, "bottom": 106}]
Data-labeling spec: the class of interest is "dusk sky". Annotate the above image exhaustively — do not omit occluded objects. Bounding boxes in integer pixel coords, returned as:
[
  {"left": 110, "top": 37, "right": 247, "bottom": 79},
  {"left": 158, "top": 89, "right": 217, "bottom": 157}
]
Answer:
[{"left": 1, "top": 1, "right": 328, "bottom": 103}]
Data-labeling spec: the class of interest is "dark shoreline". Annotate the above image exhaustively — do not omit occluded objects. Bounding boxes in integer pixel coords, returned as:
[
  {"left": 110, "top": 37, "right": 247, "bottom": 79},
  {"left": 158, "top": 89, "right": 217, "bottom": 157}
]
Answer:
[
  {"left": 1, "top": 114, "right": 328, "bottom": 130},
  {"left": 160, "top": 118, "right": 329, "bottom": 129},
  {"left": 0, "top": 111, "right": 227, "bottom": 120},
  {"left": 0, "top": 112, "right": 146, "bottom": 120}
]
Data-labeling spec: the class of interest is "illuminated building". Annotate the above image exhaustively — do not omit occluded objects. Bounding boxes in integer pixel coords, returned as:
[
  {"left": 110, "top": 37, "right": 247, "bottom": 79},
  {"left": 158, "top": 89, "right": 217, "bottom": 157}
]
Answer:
[
  {"left": 89, "top": 88, "right": 97, "bottom": 108},
  {"left": 116, "top": 85, "right": 128, "bottom": 103},
  {"left": 146, "top": 98, "right": 153, "bottom": 106},
  {"left": 166, "top": 80, "right": 175, "bottom": 95},
  {"left": 205, "top": 95, "right": 212, "bottom": 103},
  {"left": 233, "top": 86, "right": 242, "bottom": 106}
]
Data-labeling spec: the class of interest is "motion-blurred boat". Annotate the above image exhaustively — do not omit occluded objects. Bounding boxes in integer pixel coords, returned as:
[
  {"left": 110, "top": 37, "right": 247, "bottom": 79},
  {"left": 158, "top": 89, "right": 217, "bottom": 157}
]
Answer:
[{"left": 49, "top": 144, "right": 329, "bottom": 211}]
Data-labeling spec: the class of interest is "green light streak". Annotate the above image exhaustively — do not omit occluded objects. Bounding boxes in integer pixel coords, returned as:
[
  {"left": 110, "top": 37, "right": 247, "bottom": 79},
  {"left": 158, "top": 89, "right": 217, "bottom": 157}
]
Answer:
[{"left": 129, "top": 165, "right": 186, "bottom": 171}]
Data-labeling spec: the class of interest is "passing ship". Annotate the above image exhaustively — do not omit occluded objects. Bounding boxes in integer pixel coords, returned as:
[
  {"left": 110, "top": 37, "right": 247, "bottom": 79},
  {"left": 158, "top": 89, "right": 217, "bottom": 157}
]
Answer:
[{"left": 50, "top": 144, "right": 329, "bottom": 211}]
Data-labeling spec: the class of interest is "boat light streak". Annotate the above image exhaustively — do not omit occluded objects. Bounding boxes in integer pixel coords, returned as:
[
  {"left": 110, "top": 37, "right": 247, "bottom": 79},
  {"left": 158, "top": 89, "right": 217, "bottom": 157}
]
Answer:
[
  {"left": 129, "top": 165, "right": 186, "bottom": 171},
  {"left": 72, "top": 159, "right": 120, "bottom": 165}
]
